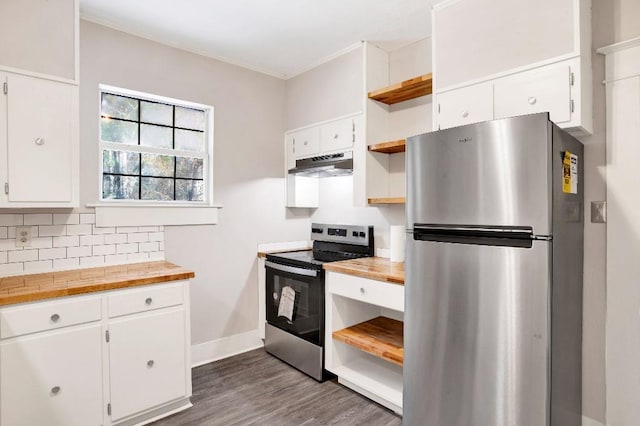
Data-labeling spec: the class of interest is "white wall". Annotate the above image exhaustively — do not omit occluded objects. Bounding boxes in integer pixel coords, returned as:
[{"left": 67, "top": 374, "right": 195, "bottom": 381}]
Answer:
[{"left": 80, "top": 21, "right": 309, "bottom": 346}]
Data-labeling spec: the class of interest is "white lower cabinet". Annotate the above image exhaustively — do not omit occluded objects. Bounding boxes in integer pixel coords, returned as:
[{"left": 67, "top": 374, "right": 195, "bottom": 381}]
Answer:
[{"left": 0, "top": 280, "right": 192, "bottom": 426}]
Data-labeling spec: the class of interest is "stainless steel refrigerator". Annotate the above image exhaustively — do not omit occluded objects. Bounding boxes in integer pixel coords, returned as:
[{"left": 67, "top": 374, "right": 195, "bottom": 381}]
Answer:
[{"left": 404, "top": 113, "right": 583, "bottom": 426}]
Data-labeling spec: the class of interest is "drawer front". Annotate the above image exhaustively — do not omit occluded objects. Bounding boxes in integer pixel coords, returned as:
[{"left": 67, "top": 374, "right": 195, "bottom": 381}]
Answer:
[
  {"left": 494, "top": 63, "right": 571, "bottom": 124},
  {"left": 291, "top": 127, "right": 320, "bottom": 159},
  {"left": 437, "top": 82, "right": 494, "bottom": 130},
  {"left": 327, "top": 272, "right": 404, "bottom": 312},
  {"left": 0, "top": 296, "right": 101, "bottom": 339},
  {"left": 320, "top": 117, "right": 354, "bottom": 153},
  {"left": 108, "top": 281, "right": 184, "bottom": 318}
]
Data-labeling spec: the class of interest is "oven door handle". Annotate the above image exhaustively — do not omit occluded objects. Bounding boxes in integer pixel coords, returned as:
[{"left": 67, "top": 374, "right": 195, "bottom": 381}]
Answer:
[{"left": 265, "top": 261, "right": 319, "bottom": 277}]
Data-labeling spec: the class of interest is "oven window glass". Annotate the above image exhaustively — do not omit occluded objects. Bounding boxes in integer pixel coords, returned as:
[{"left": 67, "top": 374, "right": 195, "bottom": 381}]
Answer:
[{"left": 266, "top": 267, "right": 323, "bottom": 346}]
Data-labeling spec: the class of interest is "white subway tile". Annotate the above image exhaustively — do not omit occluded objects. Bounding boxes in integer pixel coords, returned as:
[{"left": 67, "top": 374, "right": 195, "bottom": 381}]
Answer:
[
  {"left": 24, "top": 214, "right": 53, "bottom": 226},
  {"left": 80, "top": 256, "right": 105, "bottom": 267},
  {"left": 92, "top": 225, "right": 116, "bottom": 235},
  {"left": 67, "top": 246, "right": 92, "bottom": 258},
  {"left": 66, "top": 224, "right": 93, "bottom": 236},
  {"left": 80, "top": 234, "right": 104, "bottom": 246},
  {"left": 148, "top": 232, "right": 164, "bottom": 242},
  {"left": 127, "top": 233, "right": 149, "bottom": 243},
  {"left": 92, "top": 245, "right": 116, "bottom": 256},
  {"left": 0, "top": 215, "right": 23, "bottom": 226},
  {"left": 116, "top": 243, "right": 138, "bottom": 254},
  {"left": 38, "top": 225, "right": 66, "bottom": 237},
  {"left": 127, "top": 252, "right": 149, "bottom": 262},
  {"left": 80, "top": 214, "right": 96, "bottom": 224},
  {"left": 139, "top": 242, "right": 159, "bottom": 252},
  {"left": 117, "top": 226, "right": 138, "bottom": 234},
  {"left": 105, "top": 254, "right": 128, "bottom": 265},
  {"left": 0, "top": 240, "right": 16, "bottom": 251},
  {"left": 53, "top": 236, "right": 80, "bottom": 248},
  {"left": 158, "top": 226, "right": 164, "bottom": 231},
  {"left": 54, "top": 257, "right": 79, "bottom": 270},
  {"left": 0, "top": 227, "right": 7, "bottom": 239},
  {"left": 8, "top": 249, "right": 38, "bottom": 263},
  {"left": 104, "top": 233, "right": 127, "bottom": 244},
  {"left": 0, "top": 263, "right": 24, "bottom": 276},
  {"left": 30, "top": 237, "right": 53, "bottom": 249},
  {"left": 39, "top": 247, "right": 67, "bottom": 260},
  {"left": 7, "top": 227, "right": 16, "bottom": 238},
  {"left": 24, "top": 260, "right": 53, "bottom": 273},
  {"left": 148, "top": 251, "right": 164, "bottom": 261},
  {"left": 53, "top": 213, "right": 80, "bottom": 225},
  {"left": 159, "top": 242, "right": 165, "bottom": 251},
  {"left": 0, "top": 252, "right": 7, "bottom": 264},
  {"left": 137, "top": 226, "right": 159, "bottom": 232}
]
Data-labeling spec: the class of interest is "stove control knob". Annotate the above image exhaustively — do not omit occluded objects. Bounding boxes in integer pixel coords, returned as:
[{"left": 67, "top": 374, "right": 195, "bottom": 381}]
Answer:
[
  {"left": 352, "top": 231, "right": 358, "bottom": 237},
  {"left": 359, "top": 232, "right": 366, "bottom": 238}
]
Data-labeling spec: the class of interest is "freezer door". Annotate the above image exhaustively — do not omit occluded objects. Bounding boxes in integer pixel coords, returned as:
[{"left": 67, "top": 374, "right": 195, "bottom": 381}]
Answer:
[
  {"left": 406, "top": 113, "right": 552, "bottom": 235},
  {"left": 404, "top": 237, "right": 550, "bottom": 426}
]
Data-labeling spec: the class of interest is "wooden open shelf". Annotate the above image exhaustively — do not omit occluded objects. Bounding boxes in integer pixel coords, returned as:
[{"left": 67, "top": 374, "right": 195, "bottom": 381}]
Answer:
[
  {"left": 333, "top": 316, "right": 403, "bottom": 366},
  {"left": 368, "top": 139, "right": 406, "bottom": 154},
  {"left": 368, "top": 73, "right": 433, "bottom": 105},
  {"left": 367, "top": 197, "right": 406, "bottom": 205}
]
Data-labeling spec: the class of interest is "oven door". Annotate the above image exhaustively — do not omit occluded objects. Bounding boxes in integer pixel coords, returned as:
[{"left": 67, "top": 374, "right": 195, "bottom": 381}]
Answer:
[{"left": 265, "top": 261, "right": 324, "bottom": 346}]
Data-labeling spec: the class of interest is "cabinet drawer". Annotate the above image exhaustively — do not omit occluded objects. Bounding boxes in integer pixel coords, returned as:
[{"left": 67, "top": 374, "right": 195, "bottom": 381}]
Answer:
[
  {"left": 0, "top": 296, "right": 101, "bottom": 339},
  {"left": 327, "top": 272, "right": 404, "bottom": 312},
  {"left": 291, "top": 127, "right": 320, "bottom": 159},
  {"left": 320, "top": 117, "right": 354, "bottom": 153},
  {"left": 494, "top": 63, "right": 571, "bottom": 124},
  {"left": 436, "top": 82, "right": 494, "bottom": 130},
  {"left": 108, "top": 281, "right": 184, "bottom": 318}
]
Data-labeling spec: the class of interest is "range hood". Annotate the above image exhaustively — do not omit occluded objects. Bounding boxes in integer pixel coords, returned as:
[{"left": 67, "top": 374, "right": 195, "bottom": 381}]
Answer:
[{"left": 288, "top": 151, "right": 353, "bottom": 177}]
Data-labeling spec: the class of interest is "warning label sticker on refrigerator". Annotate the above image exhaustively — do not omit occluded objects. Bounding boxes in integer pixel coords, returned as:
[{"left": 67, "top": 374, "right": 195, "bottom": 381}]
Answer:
[{"left": 563, "top": 151, "right": 578, "bottom": 194}]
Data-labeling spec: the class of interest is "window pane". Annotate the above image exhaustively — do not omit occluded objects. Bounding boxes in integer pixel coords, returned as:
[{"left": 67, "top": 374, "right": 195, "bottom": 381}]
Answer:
[
  {"left": 141, "top": 154, "right": 175, "bottom": 177},
  {"left": 175, "top": 106, "right": 205, "bottom": 131},
  {"left": 140, "top": 101, "right": 173, "bottom": 126},
  {"left": 101, "top": 93, "right": 138, "bottom": 120},
  {"left": 141, "top": 177, "right": 173, "bottom": 200},
  {"left": 103, "top": 175, "right": 140, "bottom": 200},
  {"left": 103, "top": 150, "right": 140, "bottom": 175},
  {"left": 101, "top": 118, "right": 138, "bottom": 145},
  {"left": 140, "top": 124, "right": 172, "bottom": 149},
  {"left": 175, "top": 129, "right": 205, "bottom": 152},
  {"left": 175, "top": 157, "right": 203, "bottom": 179},
  {"left": 176, "top": 180, "right": 204, "bottom": 201}
]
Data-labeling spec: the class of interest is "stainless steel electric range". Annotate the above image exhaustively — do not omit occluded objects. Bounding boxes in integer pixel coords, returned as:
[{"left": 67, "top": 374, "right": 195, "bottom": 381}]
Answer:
[{"left": 264, "top": 223, "right": 374, "bottom": 381}]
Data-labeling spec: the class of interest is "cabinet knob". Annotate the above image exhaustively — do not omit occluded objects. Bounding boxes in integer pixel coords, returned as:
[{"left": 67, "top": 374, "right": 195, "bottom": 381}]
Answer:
[
  {"left": 333, "top": 133, "right": 339, "bottom": 139},
  {"left": 462, "top": 111, "right": 469, "bottom": 118},
  {"left": 303, "top": 140, "right": 308, "bottom": 146},
  {"left": 35, "top": 137, "right": 45, "bottom": 146},
  {"left": 50, "top": 313, "right": 60, "bottom": 323},
  {"left": 528, "top": 96, "right": 537, "bottom": 105},
  {"left": 51, "top": 386, "right": 61, "bottom": 395},
  {"left": 147, "top": 360, "right": 155, "bottom": 368},
  {"left": 145, "top": 297, "right": 153, "bottom": 306},
  {"left": 359, "top": 287, "right": 365, "bottom": 295}
]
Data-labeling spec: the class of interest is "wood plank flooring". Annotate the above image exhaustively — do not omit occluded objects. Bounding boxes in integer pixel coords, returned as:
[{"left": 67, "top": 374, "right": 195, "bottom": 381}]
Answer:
[{"left": 151, "top": 348, "right": 402, "bottom": 426}]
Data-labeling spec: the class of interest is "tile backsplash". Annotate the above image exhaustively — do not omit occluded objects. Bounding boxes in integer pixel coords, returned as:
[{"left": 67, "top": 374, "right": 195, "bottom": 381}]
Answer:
[{"left": 0, "top": 213, "right": 164, "bottom": 277}]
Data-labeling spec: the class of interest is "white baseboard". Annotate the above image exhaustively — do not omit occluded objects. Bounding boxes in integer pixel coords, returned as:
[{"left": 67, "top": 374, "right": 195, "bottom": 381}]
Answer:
[
  {"left": 583, "top": 415, "right": 605, "bottom": 426},
  {"left": 191, "top": 329, "right": 264, "bottom": 368}
]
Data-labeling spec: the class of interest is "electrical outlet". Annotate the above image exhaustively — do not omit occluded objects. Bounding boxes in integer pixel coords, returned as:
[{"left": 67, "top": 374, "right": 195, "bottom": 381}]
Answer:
[
  {"left": 15, "top": 226, "right": 31, "bottom": 247},
  {"left": 591, "top": 201, "right": 607, "bottom": 223}
]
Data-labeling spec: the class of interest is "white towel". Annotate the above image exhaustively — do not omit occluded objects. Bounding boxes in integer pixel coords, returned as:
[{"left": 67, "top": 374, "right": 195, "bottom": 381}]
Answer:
[{"left": 277, "top": 286, "right": 296, "bottom": 321}]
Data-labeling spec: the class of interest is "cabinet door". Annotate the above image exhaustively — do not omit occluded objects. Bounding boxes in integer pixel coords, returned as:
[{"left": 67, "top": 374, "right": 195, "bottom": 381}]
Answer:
[
  {"left": 436, "top": 82, "right": 494, "bottom": 130},
  {"left": 290, "top": 127, "right": 320, "bottom": 159},
  {"left": 0, "top": 324, "right": 103, "bottom": 426},
  {"left": 6, "top": 73, "right": 76, "bottom": 203},
  {"left": 320, "top": 117, "right": 354, "bottom": 153},
  {"left": 494, "top": 63, "right": 571, "bottom": 124},
  {"left": 108, "top": 308, "right": 187, "bottom": 422}
]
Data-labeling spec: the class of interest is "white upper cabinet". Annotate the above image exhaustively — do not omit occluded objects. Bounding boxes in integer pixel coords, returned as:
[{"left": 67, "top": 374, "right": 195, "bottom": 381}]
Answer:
[
  {"left": 437, "top": 82, "right": 494, "bottom": 129},
  {"left": 320, "top": 116, "right": 355, "bottom": 153},
  {"left": 290, "top": 127, "right": 320, "bottom": 159}
]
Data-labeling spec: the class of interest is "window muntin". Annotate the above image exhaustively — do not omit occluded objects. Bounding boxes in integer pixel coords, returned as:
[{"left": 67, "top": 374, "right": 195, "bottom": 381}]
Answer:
[{"left": 99, "top": 87, "right": 212, "bottom": 203}]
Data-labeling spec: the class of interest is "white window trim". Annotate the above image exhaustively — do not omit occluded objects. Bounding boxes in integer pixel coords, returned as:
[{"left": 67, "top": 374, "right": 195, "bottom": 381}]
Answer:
[{"left": 94, "top": 84, "right": 219, "bottom": 226}]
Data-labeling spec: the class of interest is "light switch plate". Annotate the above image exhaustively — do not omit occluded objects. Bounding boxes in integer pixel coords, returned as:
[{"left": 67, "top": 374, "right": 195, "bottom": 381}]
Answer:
[{"left": 591, "top": 201, "right": 607, "bottom": 223}]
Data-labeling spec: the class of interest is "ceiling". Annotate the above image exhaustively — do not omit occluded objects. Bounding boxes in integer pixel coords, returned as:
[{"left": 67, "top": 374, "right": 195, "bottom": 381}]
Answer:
[{"left": 79, "top": 0, "right": 432, "bottom": 79}]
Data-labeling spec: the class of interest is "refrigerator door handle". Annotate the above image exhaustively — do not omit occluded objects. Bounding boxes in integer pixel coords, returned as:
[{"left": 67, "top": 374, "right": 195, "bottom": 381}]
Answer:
[{"left": 412, "top": 224, "right": 536, "bottom": 248}]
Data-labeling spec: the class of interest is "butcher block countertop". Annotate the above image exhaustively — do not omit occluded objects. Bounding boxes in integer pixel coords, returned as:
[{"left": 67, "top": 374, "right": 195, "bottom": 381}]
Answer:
[
  {"left": 323, "top": 257, "right": 404, "bottom": 285},
  {"left": 0, "top": 261, "right": 194, "bottom": 306}
]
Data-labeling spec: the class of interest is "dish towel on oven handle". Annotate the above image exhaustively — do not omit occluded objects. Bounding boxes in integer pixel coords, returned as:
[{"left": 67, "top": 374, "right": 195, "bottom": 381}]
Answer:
[{"left": 278, "top": 286, "right": 296, "bottom": 322}]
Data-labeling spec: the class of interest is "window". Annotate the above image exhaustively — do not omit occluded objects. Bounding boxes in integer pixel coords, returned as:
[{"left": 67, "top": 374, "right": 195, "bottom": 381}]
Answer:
[{"left": 99, "top": 85, "right": 213, "bottom": 204}]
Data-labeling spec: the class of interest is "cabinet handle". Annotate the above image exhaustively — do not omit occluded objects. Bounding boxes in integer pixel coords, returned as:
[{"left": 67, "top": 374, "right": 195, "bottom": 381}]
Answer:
[
  {"left": 51, "top": 386, "right": 61, "bottom": 395},
  {"left": 462, "top": 111, "right": 469, "bottom": 118},
  {"left": 145, "top": 297, "right": 153, "bottom": 306},
  {"left": 50, "top": 313, "right": 60, "bottom": 323},
  {"left": 147, "top": 360, "right": 155, "bottom": 368},
  {"left": 528, "top": 97, "right": 537, "bottom": 105},
  {"left": 359, "top": 287, "right": 365, "bottom": 295},
  {"left": 35, "top": 137, "right": 45, "bottom": 146}
]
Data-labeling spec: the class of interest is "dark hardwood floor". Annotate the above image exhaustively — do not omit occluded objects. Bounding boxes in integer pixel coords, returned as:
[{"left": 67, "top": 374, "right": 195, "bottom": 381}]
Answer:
[{"left": 152, "top": 348, "right": 402, "bottom": 426}]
